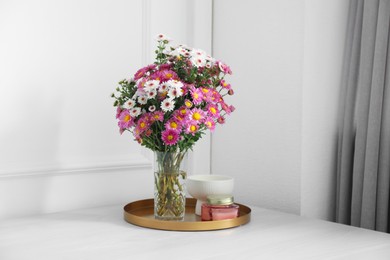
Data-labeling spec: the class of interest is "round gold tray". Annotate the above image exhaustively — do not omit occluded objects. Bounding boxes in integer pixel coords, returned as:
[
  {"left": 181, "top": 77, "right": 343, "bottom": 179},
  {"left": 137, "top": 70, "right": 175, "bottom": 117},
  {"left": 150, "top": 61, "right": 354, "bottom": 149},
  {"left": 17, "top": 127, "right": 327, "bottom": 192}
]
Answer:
[{"left": 123, "top": 198, "right": 251, "bottom": 231}]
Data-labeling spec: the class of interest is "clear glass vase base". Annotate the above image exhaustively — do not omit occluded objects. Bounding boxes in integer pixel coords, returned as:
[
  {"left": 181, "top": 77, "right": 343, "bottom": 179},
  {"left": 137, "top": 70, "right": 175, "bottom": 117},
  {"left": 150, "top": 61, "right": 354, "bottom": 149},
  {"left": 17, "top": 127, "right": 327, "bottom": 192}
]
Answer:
[{"left": 154, "top": 215, "right": 185, "bottom": 221}]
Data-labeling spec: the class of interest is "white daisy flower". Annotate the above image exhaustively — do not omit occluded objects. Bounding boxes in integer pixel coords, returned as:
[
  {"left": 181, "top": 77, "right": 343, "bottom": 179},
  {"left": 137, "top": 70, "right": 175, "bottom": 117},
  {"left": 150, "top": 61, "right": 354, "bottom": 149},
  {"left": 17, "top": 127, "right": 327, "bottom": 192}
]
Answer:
[
  {"left": 156, "top": 34, "right": 171, "bottom": 42},
  {"left": 190, "top": 48, "right": 207, "bottom": 58},
  {"left": 161, "top": 98, "right": 175, "bottom": 112},
  {"left": 162, "top": 45, "right": 172, "bottom": 55},
  {"left": 168, "top": 87, "right": 182, "bottom": 98},
  {"left": 123, "top": 99, "right": 136, "bottom": 109},
  {"left": 137, "top": 95, "right": 148, "bottom": 105},
  {"left": 170, "top": 47, "right": 190, "bottom": 58},
  {"left": 177, "top": 44, "right": 191, "bottom": 50},
  {"left": 158, "top": 82, "right": 170, "bottom": 93},
  {"left": 144, "top": 80, "right": 160, "bottom": 92},
  {"left": 205, "top": 55, "right": 215, "bottom": 62},
  {"left": 148, "top": 105, "right": 156, "bottom": 112},
  {"left": 190, "top": 56, "right": 206, "bottom": 67},
  {"left": 147, "top": 89, "right": 157, "bottom": 99},
  {"left": 167, "top": 79, "right": 183, "bottom": 89},
  {"left": 129, "top": 107, "right": 141, "bottom": 117},
  {"left": 132, "top": 88, "right": 145, "bottom": 100}
]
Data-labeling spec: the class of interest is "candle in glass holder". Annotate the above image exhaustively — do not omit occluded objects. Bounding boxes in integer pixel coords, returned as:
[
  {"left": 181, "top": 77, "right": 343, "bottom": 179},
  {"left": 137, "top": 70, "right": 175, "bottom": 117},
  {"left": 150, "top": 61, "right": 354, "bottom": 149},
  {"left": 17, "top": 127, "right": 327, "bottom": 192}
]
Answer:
[{"left": 201, "top": 194, "right": 239, "bottom": 221}]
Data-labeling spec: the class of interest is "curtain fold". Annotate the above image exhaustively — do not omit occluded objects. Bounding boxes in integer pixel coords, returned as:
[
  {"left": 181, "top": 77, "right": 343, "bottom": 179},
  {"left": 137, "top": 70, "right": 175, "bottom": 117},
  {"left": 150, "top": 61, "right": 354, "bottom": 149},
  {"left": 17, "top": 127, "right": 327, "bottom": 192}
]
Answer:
[{"left": 336, "top": 0, "right": 390, "bottom": 233}]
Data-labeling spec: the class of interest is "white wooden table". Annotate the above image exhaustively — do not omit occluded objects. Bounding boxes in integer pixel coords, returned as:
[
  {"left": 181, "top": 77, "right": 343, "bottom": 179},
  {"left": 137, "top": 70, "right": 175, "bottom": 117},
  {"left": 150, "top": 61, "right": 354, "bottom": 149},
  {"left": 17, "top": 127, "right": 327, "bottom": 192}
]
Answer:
[{"left": 1, "top": 204, "right": 390, "bottom": 260}]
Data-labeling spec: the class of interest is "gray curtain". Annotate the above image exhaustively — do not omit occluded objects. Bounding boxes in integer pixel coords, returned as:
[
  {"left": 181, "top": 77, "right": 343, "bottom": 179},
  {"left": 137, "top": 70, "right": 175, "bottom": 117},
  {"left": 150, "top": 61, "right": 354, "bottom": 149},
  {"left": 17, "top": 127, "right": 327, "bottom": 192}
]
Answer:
[{"left": 336, "top": 0, "right": 390, "bottom": 232}]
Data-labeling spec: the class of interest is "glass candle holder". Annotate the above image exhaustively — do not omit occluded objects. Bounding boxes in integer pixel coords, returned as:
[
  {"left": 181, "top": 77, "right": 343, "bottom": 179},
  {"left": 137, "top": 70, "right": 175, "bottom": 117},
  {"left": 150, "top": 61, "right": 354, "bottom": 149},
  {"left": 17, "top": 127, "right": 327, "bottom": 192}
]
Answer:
[{"left": 201, "top": 194, "right": 239, "bottom": 221}]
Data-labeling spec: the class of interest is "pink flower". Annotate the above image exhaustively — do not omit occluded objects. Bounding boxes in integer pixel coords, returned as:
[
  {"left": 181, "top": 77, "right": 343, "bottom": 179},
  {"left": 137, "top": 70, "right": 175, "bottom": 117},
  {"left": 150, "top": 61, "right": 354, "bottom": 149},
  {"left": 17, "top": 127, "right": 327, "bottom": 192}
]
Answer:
[
  {"left": 188, "top": 108, "right": 206, "bottom": 123},
  {"left": 216, "top": 61, "right": 232, "bottom": 75},
  {"left": 221, "top": 102, "right": 233, "bottom": 115},
  {"left": 190, "top": 87, "right": 204, "bottom": 105},
  {"left": 118, "top": 110, "right": 134, "bottom": 130},
  {"left": 220, "top": 79, "right": 231, "bottom": 90},
  {"left": 211, "top": 91, "right": 222, "bottom": 104},
  {"left": 159, "top": 70, "right": 178, "bottom": 82},
  {"left": 161, "top": 129, "right": 180, "bottom": 146},
  {"left": 201, "top": 87, "right": 211, "bottom": 95},
  {"left": 151, "top": 111, "right": 164, "bottom": 122},
  {"left": 217, "top": 116, "right": 226, "bottom": 124},
  {"left": 134, "top": 67, "right": 148, "bottom": 81},
  {"left": 165, "top": 119, "right": 181, "bottom": 131},
  {"left": 159, "top": 64, "right": 173, "bottom": 70},
  {"left": 145, "top": 129, "right": 153, "bottom": 137},
  {"left": 146, "top": 64, "right": 157, "bottom": 71},
  {"left": 137, "top": 78, "right": 147, "bottom": 90},
  {"left": 184, "top": 121, "right": 199, "bottom": 135},
  {"left": 134, "top": 64, "right": 157, "bottom": 80},
  {"left": 202, "top": 91, "right": 213, "bottom": 103},
  {"left": 135, "top": 117, "right": 149, "bottom": 134},
  {"left": 204, "top": 117, "right": 216, "bottom": 132},
  {"left": 177, "top": 107, "right": 189, "bottom": 117},
  {"left": 181, "top": 83, "right": 191, "bottom": 96},
  {"left": 184, "top": 99, "right": 193, "bottom": 108},
  {"left": 116, "top": 107, "right": 122, "bottom": 119},
  {"left": 206, "top": 104, "right": 220, "bottom": 118},
  {"left": 172, "top": 107, "right": 188, "bottom": 123}
]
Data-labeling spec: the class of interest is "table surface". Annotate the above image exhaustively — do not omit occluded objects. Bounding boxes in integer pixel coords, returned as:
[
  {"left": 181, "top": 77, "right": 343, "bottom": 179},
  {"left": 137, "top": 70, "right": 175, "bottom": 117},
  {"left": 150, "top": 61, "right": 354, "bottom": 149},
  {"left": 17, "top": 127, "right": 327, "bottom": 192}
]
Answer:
[{"left": 1, "top": 203, "right": 390, "bottom": 260}]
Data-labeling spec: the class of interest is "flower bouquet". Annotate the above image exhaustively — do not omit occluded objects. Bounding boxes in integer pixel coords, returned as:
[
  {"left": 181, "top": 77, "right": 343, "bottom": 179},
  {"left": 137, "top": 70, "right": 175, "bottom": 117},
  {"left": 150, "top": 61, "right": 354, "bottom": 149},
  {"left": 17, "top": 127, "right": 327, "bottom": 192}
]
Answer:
[{"left": 112, "top": 34, "right": 235, "bottom": 220}]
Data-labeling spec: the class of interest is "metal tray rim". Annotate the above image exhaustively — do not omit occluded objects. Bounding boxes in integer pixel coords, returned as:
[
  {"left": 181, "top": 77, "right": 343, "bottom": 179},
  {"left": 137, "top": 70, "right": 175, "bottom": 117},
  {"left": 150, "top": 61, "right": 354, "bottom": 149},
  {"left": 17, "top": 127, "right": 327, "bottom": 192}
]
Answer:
[{"left": 123, "top": 198, "right": 251, "bottom": 231}]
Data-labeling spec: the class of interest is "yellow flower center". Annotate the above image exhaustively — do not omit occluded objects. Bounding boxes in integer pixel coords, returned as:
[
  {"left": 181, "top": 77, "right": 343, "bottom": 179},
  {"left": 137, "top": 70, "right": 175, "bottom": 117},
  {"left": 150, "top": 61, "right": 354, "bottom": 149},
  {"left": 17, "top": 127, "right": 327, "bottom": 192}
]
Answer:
[
  {"left": 223, "top": 82, "right": 228, "bottom": 87},
  {"left": 124, "top": 115, "right": 131, "bottom": 122},
  {"left": 167, "top": 135, "right": 173, "bottom": 140},
  {"left": 190, "top": 125, "right": 196, "bottom": 132},
  {"left": 140, "top": 122, "right": 146, "bottom": 128},
  {"left": 193, "top": 92, "right": 199, "bottom": 99},
  {"left": 166, "top": 73, "right": 172, "bottom": 78},
  {"left": 185, "top": 101, "right": 192, "bottom": 108},
  {"left": 202, "top": 88, "right": 209, "bottom": 93},
  {"left": 180, "top": 109, "right": 187, "bottom": 115},
  {"left": 192, "top": 112, "right": 201, "bottom": 121},
  {"left": 170, "top": 122, "right": 178, "bottom": 129},
  {"left": 210, "top": 107, "right": 217, "bottom": 114},
  {"left": 206, "top": 121, "right": 212, "bottom": 127}
]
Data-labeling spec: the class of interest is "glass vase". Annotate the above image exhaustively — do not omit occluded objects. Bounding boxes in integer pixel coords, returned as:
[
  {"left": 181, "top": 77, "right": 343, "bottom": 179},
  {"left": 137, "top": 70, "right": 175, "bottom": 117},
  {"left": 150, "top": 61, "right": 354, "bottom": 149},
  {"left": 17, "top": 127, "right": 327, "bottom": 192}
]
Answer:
[{"left": 154, "top": 151, "right": 187, "bottom": 220}]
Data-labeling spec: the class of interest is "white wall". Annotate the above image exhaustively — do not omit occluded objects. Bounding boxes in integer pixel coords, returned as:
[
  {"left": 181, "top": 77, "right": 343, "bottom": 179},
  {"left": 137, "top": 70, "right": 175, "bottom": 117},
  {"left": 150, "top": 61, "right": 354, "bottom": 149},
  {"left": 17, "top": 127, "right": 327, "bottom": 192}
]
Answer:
[
  {"left": 301, "top": 0, "right": 350, "bottom": 220},
  {"left": 212, "top": 0, "right": 349, "bottom": 219},
  {"left": 0, "top": 0, "right": 212, "bottom": 219},
  {"left": 212, "top": 0, "right": 305, "bottom": 215}
]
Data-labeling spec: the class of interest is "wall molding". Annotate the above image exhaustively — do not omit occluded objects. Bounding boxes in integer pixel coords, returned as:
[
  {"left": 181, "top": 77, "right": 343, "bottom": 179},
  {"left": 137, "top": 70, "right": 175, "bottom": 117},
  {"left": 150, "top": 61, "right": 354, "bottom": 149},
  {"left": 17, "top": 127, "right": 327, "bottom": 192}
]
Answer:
[{"left": 0, "top": 156, "right": 152, "bottom": 178}]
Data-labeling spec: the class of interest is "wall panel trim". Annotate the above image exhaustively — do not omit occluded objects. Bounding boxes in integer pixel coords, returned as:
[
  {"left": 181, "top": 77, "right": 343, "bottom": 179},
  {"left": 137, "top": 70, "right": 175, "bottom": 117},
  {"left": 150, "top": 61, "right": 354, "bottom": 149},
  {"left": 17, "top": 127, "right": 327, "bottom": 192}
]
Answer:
[{"left": 0, "top": 157, "right": 152, "bottom": 178}]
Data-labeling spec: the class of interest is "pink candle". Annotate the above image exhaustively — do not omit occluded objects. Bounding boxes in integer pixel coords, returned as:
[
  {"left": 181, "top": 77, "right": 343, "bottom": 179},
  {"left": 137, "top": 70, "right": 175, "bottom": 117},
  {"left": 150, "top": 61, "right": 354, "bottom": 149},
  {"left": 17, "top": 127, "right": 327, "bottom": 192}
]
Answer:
[{"left": 201, "top": 195, "right": 239, "bottom": 221}]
